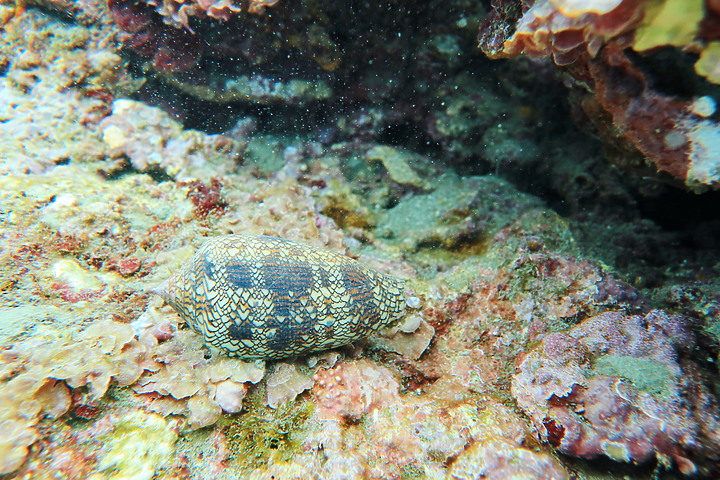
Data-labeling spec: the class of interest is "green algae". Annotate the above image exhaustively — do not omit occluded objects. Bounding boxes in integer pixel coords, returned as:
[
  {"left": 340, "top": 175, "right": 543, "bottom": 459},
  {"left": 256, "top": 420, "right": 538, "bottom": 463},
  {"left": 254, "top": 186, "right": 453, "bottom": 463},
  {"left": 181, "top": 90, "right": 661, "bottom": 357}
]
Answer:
[
  {"left": 376, "top": 173, "right": 543, "bottom": 251},
  {"left": 244, "top": 135, "right": 301, "bottom": 174},
  {"left": 591, "top": 355, "right": 674, "bottom": 397},
  {"left": 226, "top": 387, "right": 314, "bottom": 470}
]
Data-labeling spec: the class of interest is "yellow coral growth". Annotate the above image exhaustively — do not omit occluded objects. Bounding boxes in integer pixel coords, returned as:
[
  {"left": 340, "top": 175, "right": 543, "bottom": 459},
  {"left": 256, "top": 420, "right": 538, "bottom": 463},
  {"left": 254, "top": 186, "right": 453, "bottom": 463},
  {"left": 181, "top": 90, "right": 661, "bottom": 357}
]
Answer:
[
  {"left": 632, "top": 0, "right": 704, "bottom": 51},
  {"left": 695, "top": 42, "right": 720, "bottom": 84},
  {"left": 89, "top": 412, "right": 177, "bottom": 480}
]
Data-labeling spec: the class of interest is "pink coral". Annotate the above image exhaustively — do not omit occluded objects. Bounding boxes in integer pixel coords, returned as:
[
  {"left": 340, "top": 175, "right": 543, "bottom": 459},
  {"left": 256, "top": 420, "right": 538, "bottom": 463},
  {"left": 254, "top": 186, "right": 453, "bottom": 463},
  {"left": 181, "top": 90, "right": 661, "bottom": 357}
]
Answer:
[
  {"left": 111, "top": 0, "right": 277, "bottom": 31},
  {"left": 303, "top": 357, "right": 569, "bottom": 479},
  {"left": 312, "top": 359, "right": 401, "bottom": 422}
]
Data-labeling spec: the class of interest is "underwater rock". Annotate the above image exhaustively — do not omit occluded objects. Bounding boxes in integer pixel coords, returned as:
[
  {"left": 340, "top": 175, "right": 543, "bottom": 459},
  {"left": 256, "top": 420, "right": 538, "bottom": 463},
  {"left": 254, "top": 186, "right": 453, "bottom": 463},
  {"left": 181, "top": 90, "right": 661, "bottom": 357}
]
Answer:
[
  {"left": 161, "top": 74, "right": 333, "bottom": 106},
  {"left": 108, "top": 0, "right": 337, "bottom": 103},
  {"left": 512, "top": 310, "right": 720, "bottom": 474},
  {"left": 0, "top": 8, "right": 132, "bottom": 174},
  {"left": 100, "top": 99, "right": 241, "bottom": 180},
  {"left": 366, "top": 145, "right": 427, "bottom": 188},
  {"left": 376, "top": 173, "right": 543, "bottom": 251}
]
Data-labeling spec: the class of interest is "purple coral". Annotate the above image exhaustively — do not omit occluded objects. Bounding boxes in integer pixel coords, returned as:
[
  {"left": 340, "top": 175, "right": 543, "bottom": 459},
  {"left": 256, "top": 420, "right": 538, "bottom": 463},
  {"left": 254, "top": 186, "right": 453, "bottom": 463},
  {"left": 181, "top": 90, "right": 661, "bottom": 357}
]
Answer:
[{"left": 512, "top": 310, "right": 719, "bottom": 474}]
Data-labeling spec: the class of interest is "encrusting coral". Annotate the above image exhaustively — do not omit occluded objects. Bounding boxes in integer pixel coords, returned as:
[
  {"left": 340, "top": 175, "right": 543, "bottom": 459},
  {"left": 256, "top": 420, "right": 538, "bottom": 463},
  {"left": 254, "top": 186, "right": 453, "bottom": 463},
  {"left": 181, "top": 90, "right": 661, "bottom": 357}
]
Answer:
[
  {"left": 100, "top": 99, "right": 242, "bottom": 180},
  {"left": 0, "top": 320, "right": 152, "bottom": 473},
  {"left": 0, "top": 6, "right": 135, "bottom": 175},
  {"left": 479, "top": 0, "right": 720, "bottom": 190},
  {"left": 131, "top": 312, "right": 266, "bottom": 429},
  {"left": 479, "top": 0, "right": 643, "bottom": 65}
]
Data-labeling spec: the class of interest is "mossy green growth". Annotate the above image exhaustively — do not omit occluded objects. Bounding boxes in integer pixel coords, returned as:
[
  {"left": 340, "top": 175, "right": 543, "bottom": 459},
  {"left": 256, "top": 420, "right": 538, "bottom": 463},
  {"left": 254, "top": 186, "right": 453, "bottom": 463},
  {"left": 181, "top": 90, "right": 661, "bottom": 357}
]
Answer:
[
  {"left": 706, "top": 315, "right": 720, "bottom": 344},
  {"left": 633, "top": 0, "right": 704, "bottom": 51},
  {"left": 245, "top": 135, "right": 292, "bottom": 174},
  {"left": 226, "top": 386, "right": 314, "bottom": 470},
  {"left": 591, "top": 355, "right": 674, "bottom": 397}
]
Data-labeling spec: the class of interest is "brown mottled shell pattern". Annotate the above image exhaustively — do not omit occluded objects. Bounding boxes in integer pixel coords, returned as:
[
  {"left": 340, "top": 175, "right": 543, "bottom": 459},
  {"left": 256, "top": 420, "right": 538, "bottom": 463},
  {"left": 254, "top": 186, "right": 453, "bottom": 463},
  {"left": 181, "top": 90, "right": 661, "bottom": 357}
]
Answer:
[{"left": 154, "top": 234, "right": 407, "bottom": 360}]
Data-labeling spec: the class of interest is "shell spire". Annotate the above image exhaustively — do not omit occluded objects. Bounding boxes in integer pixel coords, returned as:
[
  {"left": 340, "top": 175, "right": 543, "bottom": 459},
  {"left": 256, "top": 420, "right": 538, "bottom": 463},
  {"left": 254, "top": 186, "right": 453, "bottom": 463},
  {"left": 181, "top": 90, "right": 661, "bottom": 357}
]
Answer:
[{"left": 151, "top": 275, "right": 176, "bottom": 307}]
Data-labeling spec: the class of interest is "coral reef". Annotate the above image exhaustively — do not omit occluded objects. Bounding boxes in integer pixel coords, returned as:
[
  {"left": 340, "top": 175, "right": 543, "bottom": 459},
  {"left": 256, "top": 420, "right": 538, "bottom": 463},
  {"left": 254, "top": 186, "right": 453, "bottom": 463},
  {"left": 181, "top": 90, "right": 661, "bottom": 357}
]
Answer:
[
  {"left": 132, "top": 319, "right": 266, "bottom": 429},
  {"left": 479, "top": 0, "right": 643, "bottom": 65},
  {"left": 0, "top": 320, "right": 153, "bottom": 473},
  {"left": 89, "top": 411, "right": 178, "bottom": 480},
  {"left": 366, "top": 145, "right": 428, "bottom": 188},
  {"left": 0, "top": 6, "right": 135, "bottom": 174},
  {"left": 265, "top": 363, "right": 314, "bottom": 408},
  {"left": 116, "top": 0, "right": 267, "bottom": 31},
  {"left": 100, "top": 99, "right": 241, "bottom": 179},
  {"left": 2, "top": 1, "right": 720, "bottom": 479}
]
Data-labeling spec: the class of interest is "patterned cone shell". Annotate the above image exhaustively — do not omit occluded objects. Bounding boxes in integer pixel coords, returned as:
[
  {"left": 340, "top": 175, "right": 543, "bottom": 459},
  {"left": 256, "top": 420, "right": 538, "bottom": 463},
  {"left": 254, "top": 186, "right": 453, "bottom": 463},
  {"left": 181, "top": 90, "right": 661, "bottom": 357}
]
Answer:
[{"left": 154, "top": 234, "right": 407, "bottom": 359}]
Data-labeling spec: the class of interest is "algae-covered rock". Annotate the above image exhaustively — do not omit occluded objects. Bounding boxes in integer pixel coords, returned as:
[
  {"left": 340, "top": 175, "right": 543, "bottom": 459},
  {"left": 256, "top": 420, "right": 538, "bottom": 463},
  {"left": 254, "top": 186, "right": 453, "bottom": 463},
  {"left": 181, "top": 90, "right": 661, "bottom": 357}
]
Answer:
[
  {"left": 101, "top": 99, "right": 240, "bottom": 180},
  {"left": 90, "top": 411, "right": 177, "bottom": 480},
  {"left": 245, "top": 135, "right": 292, "bottom": 174},
  {"left": 366, "top": 145, "right": 427, "bottom": 188},
  {"left": 376, "top": 173, "right": 543, "bottom": 251},
  {"left": 162, "top": 74, "right": 333, "bottom": 105}
]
